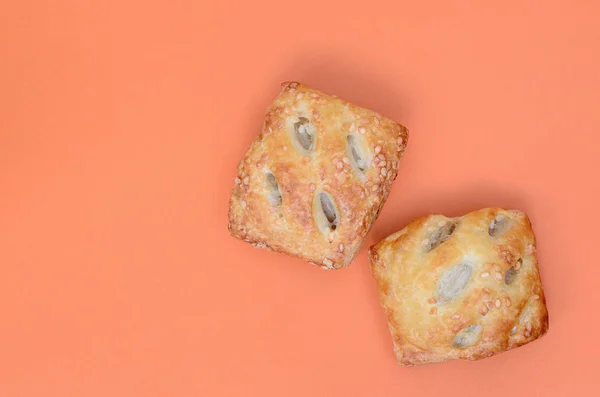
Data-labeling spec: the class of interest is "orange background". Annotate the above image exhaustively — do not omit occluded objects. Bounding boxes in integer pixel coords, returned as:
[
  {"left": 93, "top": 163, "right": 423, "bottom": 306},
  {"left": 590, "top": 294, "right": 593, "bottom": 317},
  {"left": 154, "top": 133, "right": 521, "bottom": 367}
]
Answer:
[{"left": 1, "top": 1, "right": 599, "bottom": 396}]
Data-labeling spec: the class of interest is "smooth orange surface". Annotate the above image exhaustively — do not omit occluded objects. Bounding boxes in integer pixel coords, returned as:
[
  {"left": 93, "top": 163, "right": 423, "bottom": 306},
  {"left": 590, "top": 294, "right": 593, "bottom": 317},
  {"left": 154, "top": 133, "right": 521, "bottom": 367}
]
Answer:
[{"left": 1, "top": 1, "right": 599, "bottom": 396}]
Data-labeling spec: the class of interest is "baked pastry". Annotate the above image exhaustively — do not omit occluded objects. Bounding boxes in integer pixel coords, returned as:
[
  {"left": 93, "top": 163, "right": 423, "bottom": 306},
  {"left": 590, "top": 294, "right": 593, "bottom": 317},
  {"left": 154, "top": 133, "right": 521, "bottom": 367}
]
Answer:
[
  {"left": 369, "top": 208, "right": 549, "bottom": 365},
  {"left": 228, "top": 82, "right": 409, "bottom": 269}
]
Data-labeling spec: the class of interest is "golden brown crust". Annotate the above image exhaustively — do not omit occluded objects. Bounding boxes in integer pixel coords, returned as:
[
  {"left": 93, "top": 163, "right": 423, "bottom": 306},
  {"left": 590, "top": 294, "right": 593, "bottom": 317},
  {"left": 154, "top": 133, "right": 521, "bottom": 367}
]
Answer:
[
  {"left": 369, "top": 208, "right": 549, "bottom": 365},
  {"left": 228, "top": 82, "right": 408, "bottom": 269}
]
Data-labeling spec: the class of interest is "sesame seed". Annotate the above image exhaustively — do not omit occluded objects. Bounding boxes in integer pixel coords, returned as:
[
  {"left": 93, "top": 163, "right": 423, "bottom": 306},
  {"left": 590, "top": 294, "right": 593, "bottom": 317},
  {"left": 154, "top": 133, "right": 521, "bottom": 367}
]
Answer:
[
  {"left": 532, "top": 294, "right": 540, "bottom": 300},
  {"left": 284, "top": 108, "right": 290, "bottom": 114},
  {"left": 494, "top": 265, "right": 501, "bottom": 272},
  {"left": 526, "top": 323, "right": 532, "bottom": 332},
  {"left": 342, "top": 157, "right": 350, "bottom": 164},
  {"left": 486, "top": 301, "right": 494, "bottom": 310},
  {"left": 505, "top": 297, "right": 512, "bottom": 307},
  {"left": 479, "top": 306, "right": 488, "bottom": 315},
  {"left": 283, "top": 145, "right": 288, "bottom": 151},
  {"left": 296, "top": 93, "right": 304, "bottom": 100},
  {"left": 526, "top": 244, "right": 535, "bottom": 255},
  {"left": 375, "top": 145, "right": 382, "bottom": 154},
  {"left": 524, "top": 330, "right": 531, "bottom": 338},
  {"left": 398, "top": 136, "right": 404, "bottom": 145},
  {"left": 309, "top": 184, "right": 316, "bottom": 192},
  {"left": 310, "top": 93, "right": 319, "bottom": 98},
  {"left": 323, "top": 258, "right": 333, "bottom": 268},
  {"left": 358, "top": 127, "right": 366, "bottom": 134},
  {"left": 494, "top": 272, "right": 503, "bottom": 280},
  {"left": 350, "top": 123, "right": 356, "bottom": 131},
  {"left": 235, "top": 177, "right": 241, "bottom": 185},
  {"left": 480, "top": 272, "right": 490, "bottom": 279},
  {"left": 377, "top": 154, "right": 385, "bottom": 160},
  {"left": 381, "top": 168, "right": 387, "bottom": 176},
  {"left": 328, "top": 232, "right": 335, "bottom": 243},
  {"left": 451, "top": 313, "right": 461, "bottom": 319},
  {"left": 371, "top": 185, "right": 378, "bottom": 191},
  {"left": 379, "top": 161, "right": 387, "bottom": 167},
  {"left": 242, "top": 177, "right": 249, "bottom": 185},
  {"left": 339, "top": 244, "right": 344, "bottom": 252},
  {"left": 495, "top": 299, "right": 501, "bottom": 308},
  {"left": 241, "top": 200, "right": 247, "bottom": 209},
  {"left": 336, "top": 161, "right": 343, "bottom": 170},
  {"left": 374, "top": 117, "right": 380, "bottom": 125}
]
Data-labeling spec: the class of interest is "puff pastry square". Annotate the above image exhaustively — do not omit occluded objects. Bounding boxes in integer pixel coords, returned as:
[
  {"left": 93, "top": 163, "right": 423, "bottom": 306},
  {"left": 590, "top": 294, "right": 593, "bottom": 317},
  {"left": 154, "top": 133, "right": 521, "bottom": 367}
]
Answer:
[
  {"left": 228, "top": 82, "right": 409, "bottom": 269},
  {"left": 369, "top": 208, "right": 549, "bottom": 365}
]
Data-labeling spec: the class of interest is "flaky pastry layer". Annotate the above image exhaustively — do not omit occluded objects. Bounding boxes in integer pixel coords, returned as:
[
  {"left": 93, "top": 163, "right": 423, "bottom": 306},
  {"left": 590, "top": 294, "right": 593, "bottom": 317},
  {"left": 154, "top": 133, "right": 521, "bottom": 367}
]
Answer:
[
  {"left": 369, "top": 208, "right": 549, "bottom": 365},
  {"left": 229, "top": 82, "right": 408, "bottom": 269}
]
